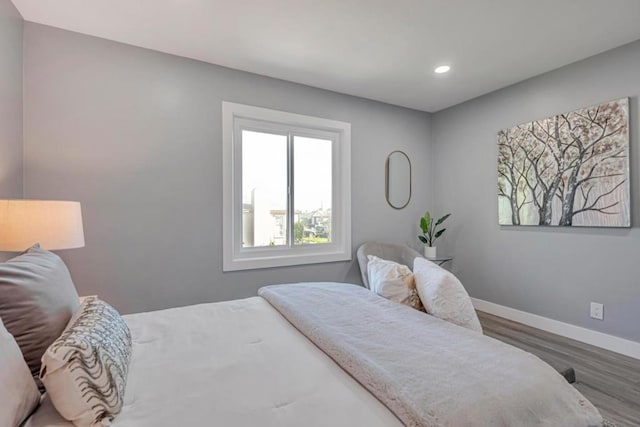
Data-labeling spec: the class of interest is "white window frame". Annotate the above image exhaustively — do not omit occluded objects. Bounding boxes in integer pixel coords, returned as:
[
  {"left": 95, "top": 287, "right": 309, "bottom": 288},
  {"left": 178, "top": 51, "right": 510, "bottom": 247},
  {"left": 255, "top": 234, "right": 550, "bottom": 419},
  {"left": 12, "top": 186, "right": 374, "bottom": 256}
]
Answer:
[{"left": 222, "top": 102, "right": 351, "bottom": 271}]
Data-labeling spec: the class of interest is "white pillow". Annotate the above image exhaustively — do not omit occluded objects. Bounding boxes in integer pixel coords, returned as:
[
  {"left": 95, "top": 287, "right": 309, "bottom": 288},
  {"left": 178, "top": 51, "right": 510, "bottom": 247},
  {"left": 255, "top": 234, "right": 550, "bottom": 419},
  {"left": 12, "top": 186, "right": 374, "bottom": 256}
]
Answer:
[
  {"left": 367, "top": 255, "right": 423, "bottom": 310},
  {"left": 40, "top": 297, "right": 132, "bottom": 427},
  {"left": 413, "top": 257, "right": 483, "bottom": 333}
]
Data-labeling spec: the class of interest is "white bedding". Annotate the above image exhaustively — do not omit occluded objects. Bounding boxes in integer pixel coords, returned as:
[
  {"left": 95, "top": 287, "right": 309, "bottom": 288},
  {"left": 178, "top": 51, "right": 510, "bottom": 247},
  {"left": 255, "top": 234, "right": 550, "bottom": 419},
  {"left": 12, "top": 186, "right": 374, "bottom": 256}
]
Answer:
[{"left": 25, "top": 297, "right": 402, "bottom": 427}]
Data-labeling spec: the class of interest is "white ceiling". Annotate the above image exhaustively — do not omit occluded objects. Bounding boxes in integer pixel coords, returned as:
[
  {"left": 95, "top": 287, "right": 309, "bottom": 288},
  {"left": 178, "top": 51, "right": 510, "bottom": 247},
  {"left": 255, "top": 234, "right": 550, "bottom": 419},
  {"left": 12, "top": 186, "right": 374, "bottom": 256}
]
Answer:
[{"left": 12, "top": 0, "right": 640, "bottom": 112}]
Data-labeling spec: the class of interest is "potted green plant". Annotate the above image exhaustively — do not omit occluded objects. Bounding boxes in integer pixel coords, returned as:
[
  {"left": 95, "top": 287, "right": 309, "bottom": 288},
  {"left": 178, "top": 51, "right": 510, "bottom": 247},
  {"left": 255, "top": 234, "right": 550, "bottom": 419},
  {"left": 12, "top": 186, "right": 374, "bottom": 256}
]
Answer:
[{"left": 418, "top": 211, "right": 451, "bottom": 258}]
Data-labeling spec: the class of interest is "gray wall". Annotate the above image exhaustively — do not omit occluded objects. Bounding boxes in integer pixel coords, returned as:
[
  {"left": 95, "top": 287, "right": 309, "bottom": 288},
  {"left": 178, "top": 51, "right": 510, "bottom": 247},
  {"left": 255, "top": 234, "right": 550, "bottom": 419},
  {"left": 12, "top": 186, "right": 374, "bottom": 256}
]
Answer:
[
  {"left": 0, "top": 0, "right": 23, "bottom": 199},
  {"left": 23, "top": 23, "right": 433, "bottom": 314},
  {"left": 431, "top": 39, "right": 640, "bottom": 342}
]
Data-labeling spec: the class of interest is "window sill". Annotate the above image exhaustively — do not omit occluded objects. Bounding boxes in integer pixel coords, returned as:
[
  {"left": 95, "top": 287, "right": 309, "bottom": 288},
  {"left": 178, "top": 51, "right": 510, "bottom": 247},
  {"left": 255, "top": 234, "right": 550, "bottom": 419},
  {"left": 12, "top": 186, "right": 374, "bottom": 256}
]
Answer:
[{"left": 223, "top": 246, "right": 351, "bottom": 271}]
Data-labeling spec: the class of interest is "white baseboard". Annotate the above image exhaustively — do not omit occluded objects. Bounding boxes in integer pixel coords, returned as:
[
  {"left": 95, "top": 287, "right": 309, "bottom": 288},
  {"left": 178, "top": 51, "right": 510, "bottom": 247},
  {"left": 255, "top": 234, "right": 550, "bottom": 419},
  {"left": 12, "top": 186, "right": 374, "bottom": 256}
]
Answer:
[{"left": 472, "top": 297, "right": 640, "bottom": 360}]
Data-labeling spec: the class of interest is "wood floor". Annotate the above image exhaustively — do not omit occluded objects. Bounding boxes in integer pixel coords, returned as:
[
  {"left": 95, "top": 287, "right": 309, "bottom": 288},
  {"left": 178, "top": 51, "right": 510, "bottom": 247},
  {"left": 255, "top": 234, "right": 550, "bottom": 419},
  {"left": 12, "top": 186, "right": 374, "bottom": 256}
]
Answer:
[{"left": 478, "top": 311, "right": 640, "bottom": 427}]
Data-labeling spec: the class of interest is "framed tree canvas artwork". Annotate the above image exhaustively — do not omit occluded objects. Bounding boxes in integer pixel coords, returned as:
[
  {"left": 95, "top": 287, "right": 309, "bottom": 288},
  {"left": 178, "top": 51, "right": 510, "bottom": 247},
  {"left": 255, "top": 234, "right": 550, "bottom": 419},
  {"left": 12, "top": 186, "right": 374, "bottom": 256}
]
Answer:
[{"left": 497, "top": 98, "right": 630, "bottom": 227}]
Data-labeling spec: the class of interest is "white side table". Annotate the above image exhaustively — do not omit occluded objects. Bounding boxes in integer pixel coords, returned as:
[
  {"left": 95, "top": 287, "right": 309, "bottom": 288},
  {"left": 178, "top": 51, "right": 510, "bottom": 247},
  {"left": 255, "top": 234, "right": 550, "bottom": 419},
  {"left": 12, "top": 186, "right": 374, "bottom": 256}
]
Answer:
[{"left": 425, "top": 256, "right": 453, "bottom": 267}]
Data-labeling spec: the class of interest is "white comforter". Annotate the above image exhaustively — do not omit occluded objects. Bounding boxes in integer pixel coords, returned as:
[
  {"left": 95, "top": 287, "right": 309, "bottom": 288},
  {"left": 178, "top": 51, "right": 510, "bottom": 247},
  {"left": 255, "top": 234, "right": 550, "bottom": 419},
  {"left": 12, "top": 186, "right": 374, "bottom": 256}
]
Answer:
[{"left": 26, "top": 297, "right": 403, "bottom": 427}]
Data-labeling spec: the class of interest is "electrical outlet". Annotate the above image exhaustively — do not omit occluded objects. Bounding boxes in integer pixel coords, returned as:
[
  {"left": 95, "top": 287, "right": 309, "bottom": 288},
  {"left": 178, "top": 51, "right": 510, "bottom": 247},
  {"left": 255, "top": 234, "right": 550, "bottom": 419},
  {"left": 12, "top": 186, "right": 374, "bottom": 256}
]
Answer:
[{"left": 590, "top": 302, "right": 604, "bottom": 320}]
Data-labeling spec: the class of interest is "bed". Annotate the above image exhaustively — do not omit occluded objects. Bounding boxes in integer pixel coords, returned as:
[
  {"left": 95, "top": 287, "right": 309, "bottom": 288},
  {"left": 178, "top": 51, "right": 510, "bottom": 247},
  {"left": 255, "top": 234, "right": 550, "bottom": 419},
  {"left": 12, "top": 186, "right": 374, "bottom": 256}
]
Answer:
[
  {"left": 24, "top": 282, "right": 602, "bottom": 427},
  {"left": 1, "top": 246, "right": 602, "bottom": 427}
]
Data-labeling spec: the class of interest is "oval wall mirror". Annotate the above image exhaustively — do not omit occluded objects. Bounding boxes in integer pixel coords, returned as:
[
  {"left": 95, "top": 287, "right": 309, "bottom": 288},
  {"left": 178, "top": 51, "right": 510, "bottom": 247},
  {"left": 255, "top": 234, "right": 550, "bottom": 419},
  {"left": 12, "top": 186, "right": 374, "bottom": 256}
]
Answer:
[{"left": 385, "top": 150, "right": 412, "bottom": 209}]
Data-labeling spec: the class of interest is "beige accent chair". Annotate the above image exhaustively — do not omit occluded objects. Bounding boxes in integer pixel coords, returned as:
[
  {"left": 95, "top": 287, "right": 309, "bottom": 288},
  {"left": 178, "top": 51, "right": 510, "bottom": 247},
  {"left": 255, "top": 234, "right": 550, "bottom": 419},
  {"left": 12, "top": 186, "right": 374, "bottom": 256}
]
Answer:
[{"left": 356, "top": 242, "right": 423, "bottom": 289}]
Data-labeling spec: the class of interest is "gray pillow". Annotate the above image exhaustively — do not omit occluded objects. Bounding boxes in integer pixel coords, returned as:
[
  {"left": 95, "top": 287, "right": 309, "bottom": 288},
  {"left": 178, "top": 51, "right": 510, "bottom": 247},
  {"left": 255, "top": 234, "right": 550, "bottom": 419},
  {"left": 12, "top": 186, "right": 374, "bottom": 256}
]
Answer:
[
  {"left": 0, "top": 317, "right": 40, "bottom": 427},
  {"left": 0, "top": 244, "right": 80, "bottom": 390}
]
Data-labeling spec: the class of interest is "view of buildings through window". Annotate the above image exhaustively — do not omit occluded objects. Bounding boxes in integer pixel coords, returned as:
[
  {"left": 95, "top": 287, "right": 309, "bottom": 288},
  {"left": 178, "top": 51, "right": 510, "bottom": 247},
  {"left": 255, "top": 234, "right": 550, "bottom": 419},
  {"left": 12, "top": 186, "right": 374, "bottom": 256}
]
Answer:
[{"left": 241, "top": 130, "right": 332, "bottom": 248}]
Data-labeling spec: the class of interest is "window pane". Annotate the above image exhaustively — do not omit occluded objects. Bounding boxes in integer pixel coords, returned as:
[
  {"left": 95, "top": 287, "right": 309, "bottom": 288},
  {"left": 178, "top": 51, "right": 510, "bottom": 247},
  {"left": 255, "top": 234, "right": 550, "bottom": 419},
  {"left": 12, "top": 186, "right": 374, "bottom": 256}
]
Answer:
[
  {"left": 294, "top": 136, "right": 332, "bottom": 245},
  {"left": 242, "top": 130, "right": 288, "bottom": 248}
]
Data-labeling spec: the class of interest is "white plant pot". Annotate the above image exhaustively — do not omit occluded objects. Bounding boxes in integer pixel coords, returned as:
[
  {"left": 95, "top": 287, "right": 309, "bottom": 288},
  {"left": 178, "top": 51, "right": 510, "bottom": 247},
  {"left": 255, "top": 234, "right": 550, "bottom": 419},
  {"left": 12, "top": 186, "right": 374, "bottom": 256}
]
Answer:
[{"left": 424, "top": 246, "right": 437, "bottom": 258}]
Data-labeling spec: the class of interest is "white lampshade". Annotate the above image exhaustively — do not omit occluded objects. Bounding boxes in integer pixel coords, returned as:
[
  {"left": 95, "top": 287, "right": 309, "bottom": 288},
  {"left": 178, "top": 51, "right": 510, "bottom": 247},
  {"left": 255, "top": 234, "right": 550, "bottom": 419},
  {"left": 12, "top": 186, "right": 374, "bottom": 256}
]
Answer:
[{"left": 0, "top": 200, "right": 85, "bottom": 252}]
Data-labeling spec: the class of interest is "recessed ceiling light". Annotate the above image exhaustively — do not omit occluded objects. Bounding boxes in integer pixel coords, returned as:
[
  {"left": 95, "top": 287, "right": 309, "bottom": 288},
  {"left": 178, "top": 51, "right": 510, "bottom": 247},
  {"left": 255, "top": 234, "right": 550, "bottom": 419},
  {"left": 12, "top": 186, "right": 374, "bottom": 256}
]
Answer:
[{"left": 434, "top": 65, "right": 451, "bottom": 74}]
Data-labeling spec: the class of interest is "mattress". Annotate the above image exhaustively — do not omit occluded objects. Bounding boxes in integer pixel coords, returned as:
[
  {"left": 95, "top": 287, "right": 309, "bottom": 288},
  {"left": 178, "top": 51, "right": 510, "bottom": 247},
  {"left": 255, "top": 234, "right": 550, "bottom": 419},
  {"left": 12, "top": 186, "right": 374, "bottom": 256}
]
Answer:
[{"left": 25, "top": 296, "right": 402, "bottom": 427}]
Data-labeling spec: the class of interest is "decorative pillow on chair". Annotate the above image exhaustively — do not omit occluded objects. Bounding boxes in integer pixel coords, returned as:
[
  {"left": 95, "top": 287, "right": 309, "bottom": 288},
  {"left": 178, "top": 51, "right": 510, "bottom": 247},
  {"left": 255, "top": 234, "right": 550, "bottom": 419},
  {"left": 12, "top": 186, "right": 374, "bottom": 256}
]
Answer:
[
  {"left": 0, "top": 244, "right": 80, "bottom": 390},
  {"left": 41, "top": 297, "right": 132, "bottom": 427},
  {"left": 367, "top": 255, "right": 424, "bottom": 311},
  {"left": 0, "top": 317, "right": 40, "bottom": 427},
  {"left": 413, "top": 257, "right": 483, "bottom": 333}
]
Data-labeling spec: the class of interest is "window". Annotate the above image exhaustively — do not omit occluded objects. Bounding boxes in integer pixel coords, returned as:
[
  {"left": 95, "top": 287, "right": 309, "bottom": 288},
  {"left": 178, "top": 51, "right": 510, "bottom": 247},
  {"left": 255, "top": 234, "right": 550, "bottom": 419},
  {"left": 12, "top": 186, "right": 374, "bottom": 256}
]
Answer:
[{"left": 222, "top": 102, "right": 351, "bottom": 271}]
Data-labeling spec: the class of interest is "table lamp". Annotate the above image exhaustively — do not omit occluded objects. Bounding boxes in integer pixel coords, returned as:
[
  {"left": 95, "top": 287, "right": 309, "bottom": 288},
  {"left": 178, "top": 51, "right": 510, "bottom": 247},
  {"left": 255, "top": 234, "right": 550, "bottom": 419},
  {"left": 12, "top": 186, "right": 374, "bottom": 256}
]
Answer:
[{"left": 0, "top": 200, "right": 84, "bottom": 252}]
